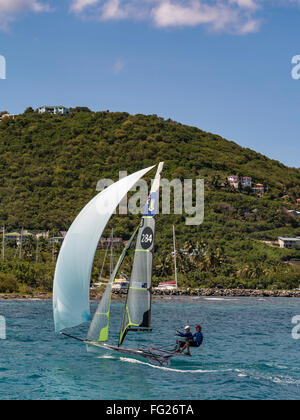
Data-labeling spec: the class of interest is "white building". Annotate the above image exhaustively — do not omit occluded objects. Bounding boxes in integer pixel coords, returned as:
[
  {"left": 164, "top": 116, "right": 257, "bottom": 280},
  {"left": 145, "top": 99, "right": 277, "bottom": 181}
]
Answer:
[
  {"left": 227, "top": 175, "right": 240, "bottom": 189},
  {"left": 241, "top": 176, "right": 252, "bottom": 188},
  {"left": 287, "top": 210, "right": 300, "bottom": 217},
  {"left": 227, "top": 176, "right": 252, "bottom": 189},
  {"left": 0, "top": 113, "right": 16, "bottom": 121},
  {"left": 35, "top": 231, "right": 50, "bottom": 240},
  {"left": 278, "top": 237, "right": 300, "bottom": 249},
  {"left": 38, "top": 106, "right": 70, "bottom": 115},
  {"left": 49, "top": 236, "right": 65, "bottom": 244},
  {"left": 156, "top": 281, "right": 177, "bottom": 290}
]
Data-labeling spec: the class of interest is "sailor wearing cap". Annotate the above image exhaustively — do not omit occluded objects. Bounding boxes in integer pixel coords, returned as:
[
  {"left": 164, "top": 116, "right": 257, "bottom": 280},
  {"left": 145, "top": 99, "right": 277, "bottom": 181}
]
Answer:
[{"left": 176, "top": 325, "right": 203, "bottom": 356}]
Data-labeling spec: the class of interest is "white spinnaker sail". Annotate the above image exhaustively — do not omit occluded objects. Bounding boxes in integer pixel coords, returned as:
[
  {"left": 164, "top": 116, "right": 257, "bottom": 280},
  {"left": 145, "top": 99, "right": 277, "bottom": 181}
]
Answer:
[{"left": 53, "top": 165, "right": 155, "bottom": 333}]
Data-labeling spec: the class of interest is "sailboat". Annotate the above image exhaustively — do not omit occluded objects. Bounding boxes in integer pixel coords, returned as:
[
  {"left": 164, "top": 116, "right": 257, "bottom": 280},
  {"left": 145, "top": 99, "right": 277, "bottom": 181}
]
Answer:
[{"left": 53, "top": 163, "right": 179, "bottom": 367}]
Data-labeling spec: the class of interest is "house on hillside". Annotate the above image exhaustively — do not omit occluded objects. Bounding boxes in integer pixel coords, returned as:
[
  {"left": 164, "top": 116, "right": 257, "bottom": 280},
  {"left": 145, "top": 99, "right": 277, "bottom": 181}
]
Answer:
[
  {"left": 5, "top": 231, "right": 34, "bottom": 245},
  {"left": 297, "top": 198, "right": 300, "bottom": 206},
  {"left": 227, "top": 175, "right": 240, "bottom": 189},
  {"left": 5, "top": 232, "right": 21, "bottom": 241},
  {"left": 253, "top": 183, "right": 265, "bottom": 196},
  {"left": 287, "top": 210, "right": 300, "bottom": 216},
  {"left": 227, "top": 176, "right": 252, "bottom": 190},
  {"left": 49, "top": 236, "right": 65, "bottom": 244},
  {"left": 0, "top": 113, "right": 16, "bottom": 122},
  {"left": 241, "top": 176, "right": 252, "bottom": 188},
  {"left": 278, "top": 237, "right": 300, "bottom": 249},
  {"left": 38, "top": 106, "right": 70, "bottom": 115},
  {"left": 35, "top": 231, "right": 50, "bottom": 240}
]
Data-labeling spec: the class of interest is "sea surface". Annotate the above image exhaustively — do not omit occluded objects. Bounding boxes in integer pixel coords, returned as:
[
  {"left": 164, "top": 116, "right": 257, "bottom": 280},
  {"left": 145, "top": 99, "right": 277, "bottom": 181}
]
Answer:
[{"left": 0, "top": 297, "right": 300, "bottom": 400}]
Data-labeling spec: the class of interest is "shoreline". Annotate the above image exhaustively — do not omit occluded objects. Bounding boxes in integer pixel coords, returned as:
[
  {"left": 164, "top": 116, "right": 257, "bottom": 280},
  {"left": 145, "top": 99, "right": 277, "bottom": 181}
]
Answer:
[{"left": 1, "top": 288, "right": 300, "bottom": 301}]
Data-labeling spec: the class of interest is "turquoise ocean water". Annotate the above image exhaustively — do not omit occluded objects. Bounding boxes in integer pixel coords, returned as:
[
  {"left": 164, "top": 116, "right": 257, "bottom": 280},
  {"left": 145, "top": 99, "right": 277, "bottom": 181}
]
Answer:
[{"left": 0, "top": 297, "right": 300, "bottom": 400}]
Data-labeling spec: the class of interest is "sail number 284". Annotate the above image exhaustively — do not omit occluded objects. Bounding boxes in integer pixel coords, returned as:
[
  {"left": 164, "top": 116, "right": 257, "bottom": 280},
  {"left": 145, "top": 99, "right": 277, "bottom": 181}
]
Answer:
[
  {"left": 141, "top": 234, "right": 153, "bottom": 244},
  {"left": 140, "top": 227, "right": 154, "bottom": 250}
]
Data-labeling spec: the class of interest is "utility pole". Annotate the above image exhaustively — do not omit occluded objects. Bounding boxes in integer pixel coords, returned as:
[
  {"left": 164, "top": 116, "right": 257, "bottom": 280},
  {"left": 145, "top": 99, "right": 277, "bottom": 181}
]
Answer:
[
  {"left": 35, "top": 237, "right": 39, "bottom": 263},
  {"left": 19, "top": 227, "right": 24, "bottom": 259},
  {"left": 173, "top": 225, "right": 178, "bottom": 289},
  {"left": 2, "top": 225, "right": 5, "bottom": 261},
  {"left": 52, "top": 232, "right": 55, "bottom": 263}
]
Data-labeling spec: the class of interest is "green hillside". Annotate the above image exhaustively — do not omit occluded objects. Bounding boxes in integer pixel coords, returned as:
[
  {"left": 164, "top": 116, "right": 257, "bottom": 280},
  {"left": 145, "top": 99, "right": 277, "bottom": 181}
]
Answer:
[{"left": 0, "top": 107, "right": 299, "bottom": 292}]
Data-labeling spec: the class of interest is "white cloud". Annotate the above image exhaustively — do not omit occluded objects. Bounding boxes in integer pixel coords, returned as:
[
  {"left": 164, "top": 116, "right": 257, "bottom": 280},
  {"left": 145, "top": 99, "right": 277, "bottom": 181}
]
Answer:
[
  {"left": 152, "top": 1, "right": 233, "bottom": 29},
  {"left": 237, "top": 18, "right": 261, "bottom": 34},
  {"left": 0, "top": 0, "right": 49, "bottom": 13},
  {"left": 69, "top": 0, "right": 263, "bottom": 34},
  {"left": 102, "top": 0, "right": 127, "bottom": 20},
  {"left": 0, "top": 0, "right": 298, "bottom": 36},
  {"left": 152, "top": 1, "right": 262, "bottom": 33},
  {"left": 230, "top": 0, "right": 258, "bottom": 10},
  {"left": 70, "top": 0, "right": 99, "bottom": 13},
  {"left": 0, "top": 0, "right": 49, "bottom": 30}
]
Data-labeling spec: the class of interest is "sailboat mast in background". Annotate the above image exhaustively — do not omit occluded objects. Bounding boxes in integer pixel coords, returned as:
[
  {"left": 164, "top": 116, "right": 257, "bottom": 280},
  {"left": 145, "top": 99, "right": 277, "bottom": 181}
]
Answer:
[
  {"left": 19, "top": 227, "right": 24, "bottom": 259},
  {"left": 2, "top": 226, "right": 5, "bottom": 261},
  {"left": 35, "top": 237, "right": 39, "bottom": 264}
]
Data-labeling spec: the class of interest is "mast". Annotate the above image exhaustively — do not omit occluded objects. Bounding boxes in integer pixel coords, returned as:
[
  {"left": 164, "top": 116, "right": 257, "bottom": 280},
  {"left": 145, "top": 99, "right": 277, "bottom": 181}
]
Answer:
[
  {"left": 119, "top": 162, "right": 164, "bottom": 346},
  {"left": 110, "top": 228, "right": 114, "bottom": 277},
  {"left": 100, "top": 240, "right": 109, "bottom": 280},
  {"left": 173, "top": 225, "right": 178, "bottom": 289}
]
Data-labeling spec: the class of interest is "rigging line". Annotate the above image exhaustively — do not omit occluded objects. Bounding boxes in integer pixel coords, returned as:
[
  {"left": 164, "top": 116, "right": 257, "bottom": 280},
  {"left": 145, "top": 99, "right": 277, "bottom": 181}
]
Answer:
[
  {"left": 60, "top": 332, "right": 86, "bottom": 343},
  {"left": 114, "top": 224, "right": 140, "bottom": 347},
  {"left": 110, "top": 228, "right": 114, "bottom": 277},
  {"left": 99, "top": 240, "right": 110, "bottom": 280},
  {"left": 145, "top": 343, "right": 178, "bottom": 353}
]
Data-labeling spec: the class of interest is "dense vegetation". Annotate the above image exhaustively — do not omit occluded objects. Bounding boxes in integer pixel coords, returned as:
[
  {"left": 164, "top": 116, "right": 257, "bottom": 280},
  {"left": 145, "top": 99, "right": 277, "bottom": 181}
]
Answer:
[{"left": 0, "top": 107, "right": 299, "bottom": 293}]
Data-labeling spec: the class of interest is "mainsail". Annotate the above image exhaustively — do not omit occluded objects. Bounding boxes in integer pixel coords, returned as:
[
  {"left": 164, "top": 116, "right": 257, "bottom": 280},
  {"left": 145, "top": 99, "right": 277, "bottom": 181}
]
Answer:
[
  {"left": 53, "top": 165, "right": 155, "bottom": 333},
  {"left": 119, "top": 162, "right": 164, "bottom": 346},
  {"left": 87, "top": 226, "right": 139, "bottom": 343}
]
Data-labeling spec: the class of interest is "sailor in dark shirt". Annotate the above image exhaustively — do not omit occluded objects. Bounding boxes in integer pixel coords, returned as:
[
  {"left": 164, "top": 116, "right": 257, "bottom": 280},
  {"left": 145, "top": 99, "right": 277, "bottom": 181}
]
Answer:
[{"left": 192, "top": 326, "right": 203, "bottom": 347}]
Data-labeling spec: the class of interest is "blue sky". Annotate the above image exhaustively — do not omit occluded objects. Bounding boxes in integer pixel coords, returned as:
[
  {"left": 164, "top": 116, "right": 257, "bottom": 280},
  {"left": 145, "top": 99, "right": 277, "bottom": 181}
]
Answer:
[{"left": 0, "top": 0, "right": 299, "bottom": 167}]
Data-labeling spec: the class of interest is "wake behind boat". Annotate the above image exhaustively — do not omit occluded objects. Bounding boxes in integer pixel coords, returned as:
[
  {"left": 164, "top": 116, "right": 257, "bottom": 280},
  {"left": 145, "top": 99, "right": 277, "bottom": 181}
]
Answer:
[{"left": 53, "top": 163, "right": 189, "bottom": 367}]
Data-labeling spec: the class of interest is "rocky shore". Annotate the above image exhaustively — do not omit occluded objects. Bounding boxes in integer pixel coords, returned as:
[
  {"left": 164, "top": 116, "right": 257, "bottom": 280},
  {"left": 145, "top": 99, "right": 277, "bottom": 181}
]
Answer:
[
  {"left": 114, "top": 288, "right": 300, "bottom": 298},
  {"left": 1, "top": 288, "right": 300, "bottom": 301},
  {"left": 0, "top": 292, "right": 53, "bottom": 300}
]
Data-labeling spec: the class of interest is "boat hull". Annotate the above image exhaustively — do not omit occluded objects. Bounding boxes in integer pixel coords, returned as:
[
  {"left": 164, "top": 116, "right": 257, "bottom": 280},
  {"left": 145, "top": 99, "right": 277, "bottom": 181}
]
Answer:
[{"left": 86, "top": 342, "right": 175, "bottom": 366}]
